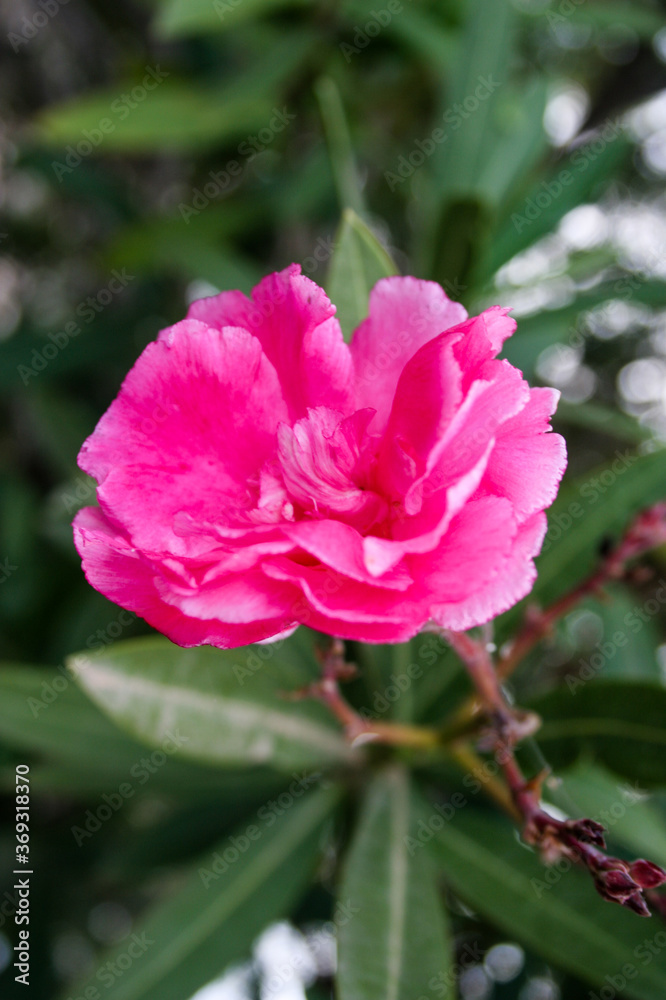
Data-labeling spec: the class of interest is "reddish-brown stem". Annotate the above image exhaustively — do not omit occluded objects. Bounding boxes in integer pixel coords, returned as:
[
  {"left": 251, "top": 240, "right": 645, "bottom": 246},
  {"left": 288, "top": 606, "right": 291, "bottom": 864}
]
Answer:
[
  {"left": 443, "top": 629, "right": 507, "bottom": 714},
  {"left": 296, "top": 638, "right": 442, "bottom": 749},
  {"left": 443, "top": 625, "right": 666, "bottom": 915},
  {"left": 498, "top": 501, "right": 666, "bottom": 681},
  {"left": 497, "top": 575, "right": 606, "bottom": 680},
  {"left": 300, "top": 504, "right": 666, "bottom": 914}
]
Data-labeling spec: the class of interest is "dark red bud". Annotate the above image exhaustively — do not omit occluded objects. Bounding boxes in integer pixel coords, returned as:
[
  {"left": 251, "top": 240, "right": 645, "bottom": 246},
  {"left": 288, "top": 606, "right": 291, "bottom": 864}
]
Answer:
[
  {"left": 622, "top": 892, "right": 651, "bottom": 918},
  {"left": 603, "top": 869, "right": 639, "bottom": 897},
  {"left": 629, "top": 859, "right": 666, "bottom": 889},
  {"left": 571, "top": 818, "right": 606, "bottom": 848}
]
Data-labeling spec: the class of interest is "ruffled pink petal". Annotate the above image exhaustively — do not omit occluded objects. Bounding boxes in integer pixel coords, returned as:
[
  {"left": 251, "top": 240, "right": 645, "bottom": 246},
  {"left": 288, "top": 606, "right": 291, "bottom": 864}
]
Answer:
[
  {"left": 479, "top": 387, "right": 567, "bottom": 520},
  {"left": 377, "top": 340, "right": 529, "bottom": 516},
  {"left": 153, "top": 565, "right": 299, "bottom": 625},
  {"left": 376, "top": 331, "right": 463, "bottom": 505},
  {"left": 290, "top": 607, "right": 420, "bottom": 645},
  {"left": 174, "top": 525, "right": 295, "bottom": 577},
  {"left": 263, "top": 557, "right": 425, "bottom": 630},
  {"left": 419, "top": 361, "right": 530, "bottom": 503},
  {"left": 72, "top": 262, "right": 566, "bottom": 651},
  {"left": 350, "top": 276, "right": 467, "bottom": 435},
  {"left": 73, "top": 508, "right": 296, "bottom": 648},
  {"left": 482, "top": 305, "right": 517, "bottom": 352},
  {"left": 264, "top": 500, "right": 515, "bottom": 627},
  {"left": 409, "top": 495, "right": 517, "bottom": 605},
  {"left": 451, "top": 306, "right": 516, "bottom": 377},
  {"left": 283, "top": 519, "right": 413, "bottom": 591},
  {"left": 83, "top": 324, "right": 288, "bottom": 556},
  {"left": 277, "top": 407, "right": 384, "bottom": 526},
  {"left": 363, "top": 443, "right": 494, "bottom": 576},
  {"left": 187, "top": 264, "right": 354, "bottom": 419},
  {"left": 430, "top": 512, "right": 547, "bottom": 630}
]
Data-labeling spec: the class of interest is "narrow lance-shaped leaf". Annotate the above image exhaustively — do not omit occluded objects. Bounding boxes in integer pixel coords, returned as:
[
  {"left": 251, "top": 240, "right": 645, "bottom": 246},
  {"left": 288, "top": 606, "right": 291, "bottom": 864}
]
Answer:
[
  {"left": 337, "top": 766, "right": 453, "bottom": 1000},
  {"left": 494, "top": 446, "right": 666, "bottom": 649},
  {"left": 35, "top": 33, "right": 314, "bottom": 154},
  {"left": 427, "top": 802, "right": 666, "bottom": 1000},
  {"left": 477, "top": 127, "right": 631, "bottom": 281},
  {"left": 565, "top": 1, "right": 665, "bottom": 37},
  {"left": 36, "top": 83, "right": 276, "bottom": 154},
  {"left": 419, "top": 0, "right": 516, "bottom": 281},
  {"left": 530, "top": 681, "right": 666, "bottom": 788},
  {"left": 0, "top": 662, "right": 281, "bottom": 800},
  {"left": 430, "top": 0, "right": 516, "bottom": 202},
  {"left": 154, "top": 0, "right": 311, "bottom": 38},
  {"left": 533, "top": 447, "right": 666, "bottom": 607},
  {"left": 67, "top": 634, "right": 357, "bottom": 773},
  {"left": 59, "top": 784, "right": 341, "bottom": 1000}
]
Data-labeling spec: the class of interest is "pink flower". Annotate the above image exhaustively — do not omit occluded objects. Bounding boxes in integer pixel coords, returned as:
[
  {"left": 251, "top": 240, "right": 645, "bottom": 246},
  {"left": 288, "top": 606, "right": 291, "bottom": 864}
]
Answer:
[{"left": 73, "top": 265, "right": 566, "bottom": 647}]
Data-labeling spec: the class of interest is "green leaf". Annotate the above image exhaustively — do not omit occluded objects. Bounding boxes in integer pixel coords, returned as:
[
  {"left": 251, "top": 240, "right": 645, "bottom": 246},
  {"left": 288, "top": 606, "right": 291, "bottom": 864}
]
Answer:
[
  {"left": 60, "top": 784, "right": 340, "bottom": 1000},
  {"left": 474, "top": 77, "right": 550, "bottom": 210},
  {"left": 531, "top": 681, "right": 666, "bottom": 787},
  {"left": 477, "top": 128, "right": 632, "bottom": 281},
  {"left": 35, "top": 82, "right": 275, "bottom": 154},
  {"left": 68, "top": 634, "right": 357, "bottom": 772},
  {"left": 421, "top": 0, "right": 518, "bottom": 282},
  {"left": 154, "top": 0, "right": 311, "bottom": 38},
  {"left": 430, "top": 0, "right": 517, "bottom": 203},
  {"left": 532, "top": 446, "right": 666, "bottom": 607},
  {"left": 378, "top": 5, "right": 457, "bottom": 70},
  {"left": 338, "top": 766, "right": 452, "bottom": 1000},
  {"left": 428, "top": 804, "right": 666, "bottom": 1000},
  {"left": 0, "top": 663, "right": 278, "bottom": 799},
  {"left": 113, "top": 230, "right": 261, "bottom": 292},
  {"left": 326, "top": 208, "right": 398, "bottom": 341},
  {"left": 106, "top": 207, "right": 265, "bottom": 291},
  {"left": 0, "top": 662, "right": 158, "bottom": 769},
  {"left": 553, "top": 401, "right": 652, "bottom": 447},
  {"left": 500, "top": 279, "right": 666, "bottom": 378},
  {"left": 579, "top": 584, "right": 664, "bottom": 682},
  {"left": 354, "top": 633, "right": 470, "bottom": 727}
]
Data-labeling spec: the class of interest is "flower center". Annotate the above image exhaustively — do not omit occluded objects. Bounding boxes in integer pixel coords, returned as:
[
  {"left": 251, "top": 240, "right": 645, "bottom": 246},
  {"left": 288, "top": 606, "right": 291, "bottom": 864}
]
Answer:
[{"left": 272, "top": 406, "right": 388, "bottom": 532}]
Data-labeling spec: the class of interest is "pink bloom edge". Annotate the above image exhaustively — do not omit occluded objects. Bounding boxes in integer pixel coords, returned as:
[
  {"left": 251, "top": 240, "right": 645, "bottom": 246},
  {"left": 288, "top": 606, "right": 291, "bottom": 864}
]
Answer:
[{"left": 73, "top": 265, "right": 567, "bottom": 648}]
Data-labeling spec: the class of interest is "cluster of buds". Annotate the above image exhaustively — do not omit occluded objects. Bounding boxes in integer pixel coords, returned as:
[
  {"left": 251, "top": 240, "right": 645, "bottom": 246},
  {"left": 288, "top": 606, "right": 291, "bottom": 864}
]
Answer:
[
  {"left": 592, "top": 856, "right": 666, "bottom": 916},
  {"left": 526, "top": 812, "right": 666, "bottom": 917}
]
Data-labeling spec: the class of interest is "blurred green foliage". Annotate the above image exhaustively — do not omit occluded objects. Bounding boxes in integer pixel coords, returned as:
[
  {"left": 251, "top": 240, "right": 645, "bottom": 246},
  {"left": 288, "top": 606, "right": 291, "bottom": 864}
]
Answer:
[{"left": 2, "top": 0, "right": 666, "bottom": 997}]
